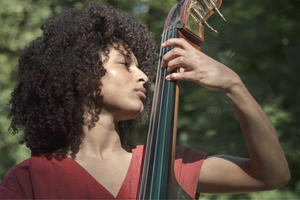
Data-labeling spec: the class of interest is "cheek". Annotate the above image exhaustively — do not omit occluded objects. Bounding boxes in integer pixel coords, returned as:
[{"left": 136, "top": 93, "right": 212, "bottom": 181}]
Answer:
[
  {"left": 101, "top": 71, "right": 122, "bottom": 92},
  {"left": 99, "top": 70, "right": 144, "bottom": 117},
  {"left": 100, "top": 77, "right": 130, "bottom": 106},
  {"left": 104, "top": 69, "right": 131, "bottom": 86}
]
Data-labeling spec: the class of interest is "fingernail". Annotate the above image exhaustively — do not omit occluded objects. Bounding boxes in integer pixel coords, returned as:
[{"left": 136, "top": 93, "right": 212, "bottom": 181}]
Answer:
[{"left": 166, "top": 75, "right": 171, "bottom": 80}]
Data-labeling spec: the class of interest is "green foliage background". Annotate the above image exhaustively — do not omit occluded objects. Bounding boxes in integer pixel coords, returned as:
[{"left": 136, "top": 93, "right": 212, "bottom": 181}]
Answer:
[{"left": 0, "top": 0, "right": 299, "bottom": 199}]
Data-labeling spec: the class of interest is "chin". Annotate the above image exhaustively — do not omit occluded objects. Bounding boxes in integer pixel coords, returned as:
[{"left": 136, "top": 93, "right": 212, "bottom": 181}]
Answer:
[{"left": 119, "top": 102, "right": 144, "bottom": 121}]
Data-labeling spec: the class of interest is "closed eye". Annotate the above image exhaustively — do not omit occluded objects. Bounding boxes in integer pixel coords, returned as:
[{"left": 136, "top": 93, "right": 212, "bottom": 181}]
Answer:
[
  {"left": 118, "top": 62, "right": 132, "bottom": 72},
  {"left": 119, "top": 62, "right": 130, "bottom": 67}
]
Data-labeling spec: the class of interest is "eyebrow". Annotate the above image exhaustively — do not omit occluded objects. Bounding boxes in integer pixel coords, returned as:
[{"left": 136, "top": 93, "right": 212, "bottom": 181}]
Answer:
[
  {"left": 114, "top": 54, "right": 125, "bottom": 60},
  {"left": 114, "top": 52, "right": 137, "bottom": 65},
  {"left": 115, "top": 53, "right": 132, "bottom": 61}
]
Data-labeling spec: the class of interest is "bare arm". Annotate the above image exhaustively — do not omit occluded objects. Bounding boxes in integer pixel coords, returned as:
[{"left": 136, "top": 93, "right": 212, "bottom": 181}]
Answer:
[
  {"left": 162, "top": 38, "right": 290, "bottom": 193},
  {"left": 199, "top": 82, "right": 290, "bottom": 193}
]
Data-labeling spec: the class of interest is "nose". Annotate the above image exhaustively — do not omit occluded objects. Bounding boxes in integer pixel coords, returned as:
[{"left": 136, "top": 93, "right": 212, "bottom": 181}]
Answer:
[{"left": 136, "top": 67, "right": 149, "bottom": 84}]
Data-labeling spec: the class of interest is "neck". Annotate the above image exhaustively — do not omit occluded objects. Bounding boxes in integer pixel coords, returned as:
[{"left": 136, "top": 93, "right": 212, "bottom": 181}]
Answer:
[{"left": 77, "top": 110, "right": 125, "bottom": 160}]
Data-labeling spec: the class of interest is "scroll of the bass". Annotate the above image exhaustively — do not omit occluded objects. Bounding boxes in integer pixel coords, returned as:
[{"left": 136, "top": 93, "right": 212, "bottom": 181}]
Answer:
[{"left": 138, "top": 0, "right": 225, "bottom": 199}]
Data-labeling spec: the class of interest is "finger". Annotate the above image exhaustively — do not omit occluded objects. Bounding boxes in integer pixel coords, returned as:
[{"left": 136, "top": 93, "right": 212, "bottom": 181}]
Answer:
[
  {"left": 162, "top": 38, "right": 193, "bottom": 51},
  {"left": 166, "top": 71, "right": 195, "bottom": 82},
  {"left": 162, "top": 47, "right": 186, "bottom": 67},
  {"left": 166, "top": 56, "right": 192, "bottom": 72}
]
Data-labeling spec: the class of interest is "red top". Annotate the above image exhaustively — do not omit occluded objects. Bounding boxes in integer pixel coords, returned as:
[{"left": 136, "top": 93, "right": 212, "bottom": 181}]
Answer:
[{"left": 0, "top": 145, "right": 206, "bottom": 199}]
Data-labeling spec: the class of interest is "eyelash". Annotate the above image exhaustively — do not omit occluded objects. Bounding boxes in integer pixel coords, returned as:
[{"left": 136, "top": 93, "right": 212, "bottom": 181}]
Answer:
[{"left": 120, "top": 62, "right": 130, "bottom": 68}]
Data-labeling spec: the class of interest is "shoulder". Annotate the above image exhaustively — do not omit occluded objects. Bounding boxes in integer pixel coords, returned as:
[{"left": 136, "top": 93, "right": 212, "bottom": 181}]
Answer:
[
  {"left": 1, "top": 157, "right": 39, "bottom": 182},
  {"left": 175, "top": 145, "right": 207, "bottom": 162},
  {"left": 174, "top": 146, "right": 206, "bottom": 198},
  {"left": 131, "top": 145, "right": 207, "bottom": 164},
  {"left": 4, "top": 155, "right": 66, "bottom": 176},
  {"left": 0, "top": 155, "right": 79, "bottom": 199},
  {"left": 1, "top": 156, "right": 54, "bottom": 185},
  {"left": 131, "top": 145, "right": 206, "bottom": 158},
  {"left": 1, "top": 155, "right": 72, "bottom": 186},
  {"left": 174, "top": 146, "right": 207, "bottom": 175},
  {"left": 131, "top": 145, "right": 206, "bottom": 198},
  {"left": 0, "top": 157, "right": 44, "bottom": 198}
]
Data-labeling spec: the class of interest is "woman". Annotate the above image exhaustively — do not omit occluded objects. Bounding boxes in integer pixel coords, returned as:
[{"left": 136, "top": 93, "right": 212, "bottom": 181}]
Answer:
[{"left": 0, "top": 1, "right": 290, "bottom": 199}]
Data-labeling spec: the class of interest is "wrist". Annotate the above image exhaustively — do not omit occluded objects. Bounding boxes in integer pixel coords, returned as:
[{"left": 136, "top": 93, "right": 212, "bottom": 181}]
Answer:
[
  {"left": 223, "top": 76, "right": 244, "bottom": 95},
  {"left": 225, "top": 79, "right": 251, "bottom": 107}
]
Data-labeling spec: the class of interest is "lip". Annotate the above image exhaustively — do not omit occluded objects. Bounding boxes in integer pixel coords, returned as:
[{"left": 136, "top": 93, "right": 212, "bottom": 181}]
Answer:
[{"left": 135, "top": 88, "right": 147, "bottom": 99}]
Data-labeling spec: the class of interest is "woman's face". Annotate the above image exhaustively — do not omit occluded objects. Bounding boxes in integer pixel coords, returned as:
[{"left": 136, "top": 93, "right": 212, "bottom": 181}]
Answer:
[{"left": 100, "top": 44, "right": 148, "bottom": 121}]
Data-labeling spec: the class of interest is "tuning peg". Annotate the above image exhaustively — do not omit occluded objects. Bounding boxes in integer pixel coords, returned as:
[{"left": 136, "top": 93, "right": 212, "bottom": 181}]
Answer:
[
  {"left": 208, "top": 0, "right": 226, "bottom": 22},
  {"left": 191, "top": 7, "right": 219, "bottom": 35}
]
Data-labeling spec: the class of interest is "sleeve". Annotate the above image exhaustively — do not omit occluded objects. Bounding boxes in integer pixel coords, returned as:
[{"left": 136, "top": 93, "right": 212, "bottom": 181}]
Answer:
[
  {"left": 174, "top": 146, "right": 207, "bottom": 199},
  {"left": 0, "top": 160, "right": 33, "bottom": 199}
]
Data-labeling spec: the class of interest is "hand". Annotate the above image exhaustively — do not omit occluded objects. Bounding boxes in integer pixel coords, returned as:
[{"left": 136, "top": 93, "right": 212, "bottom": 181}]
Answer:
[{"left": 162, "top": 38, "right": 241, "bottom": 93}]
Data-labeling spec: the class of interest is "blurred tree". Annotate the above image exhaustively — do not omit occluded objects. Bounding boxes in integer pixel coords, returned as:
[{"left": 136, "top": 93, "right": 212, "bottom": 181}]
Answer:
[{"left": 0, "top": 0, "right": 299, "bottom": 199}]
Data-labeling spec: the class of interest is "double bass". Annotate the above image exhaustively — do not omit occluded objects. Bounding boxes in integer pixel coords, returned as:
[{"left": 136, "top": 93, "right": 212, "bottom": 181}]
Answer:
[{"left": 138, "top": 0, "right": 226, "bottom": 199}]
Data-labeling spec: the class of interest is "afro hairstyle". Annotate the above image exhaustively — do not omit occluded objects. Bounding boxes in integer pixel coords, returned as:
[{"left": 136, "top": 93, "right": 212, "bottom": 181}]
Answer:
[{"left": 8, "top": 1, "right": 157, "bottom": 158}]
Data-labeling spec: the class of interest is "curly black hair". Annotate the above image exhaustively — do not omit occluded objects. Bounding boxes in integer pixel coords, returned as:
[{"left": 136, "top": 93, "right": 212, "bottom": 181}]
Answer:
[{"left": 8, "top": 2, "right": 157, "bottom": 158}]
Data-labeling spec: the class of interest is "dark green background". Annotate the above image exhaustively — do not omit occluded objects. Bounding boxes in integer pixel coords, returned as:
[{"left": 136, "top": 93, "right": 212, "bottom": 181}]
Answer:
[{"left": 0, "top": 0, "right": 299, "bottom": 199}]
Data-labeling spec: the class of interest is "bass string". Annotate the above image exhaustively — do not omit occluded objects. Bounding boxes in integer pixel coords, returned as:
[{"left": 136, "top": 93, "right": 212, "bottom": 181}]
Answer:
[
  {"left": 140, "top": 25, "right": 170, "bottom": 197},
  {"left": 159, "top": 24, "right": 176, "bottom": 193},
  {"left": 139, "top": 23, "right": 177, "bottom": 197},
  {"left": 148, "top": 25, "right": 172, "bottom": 195}
]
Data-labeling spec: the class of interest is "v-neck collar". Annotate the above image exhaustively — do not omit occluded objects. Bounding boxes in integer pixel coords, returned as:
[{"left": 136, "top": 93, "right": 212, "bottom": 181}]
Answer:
[{"left": 67, "top": 153, "right": 134, "bottom": 199}]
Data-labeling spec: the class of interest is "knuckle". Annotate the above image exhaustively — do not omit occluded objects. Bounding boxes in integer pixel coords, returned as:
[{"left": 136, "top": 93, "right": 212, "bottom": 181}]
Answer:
[
  {"left": 179, "top": 56, "right": 185, "bottom": 63},
  {"left": 173, "top": 48, "right": 179, "bottom": 54},
  {"left": 162, "top": 54, "right": 169, "bottom": 62},
  {"left": 162, "top": 56, "right": 167, "bottom": 62}
]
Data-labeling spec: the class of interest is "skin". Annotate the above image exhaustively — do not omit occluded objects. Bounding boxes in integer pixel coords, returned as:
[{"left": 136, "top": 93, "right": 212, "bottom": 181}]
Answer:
[
  {"left": 161, "top": 38, "right": 290, "bottom": 193},
  {"left": 73, "top": 38, "right": 290, "bottom": 197}
]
